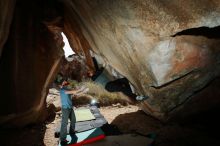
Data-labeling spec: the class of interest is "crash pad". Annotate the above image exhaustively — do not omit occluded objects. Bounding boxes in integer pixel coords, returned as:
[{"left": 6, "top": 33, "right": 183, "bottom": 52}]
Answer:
[
  {"left": 55, "top": 117, "right": 107, "bottom": 137},
  {"left": 85, "top": 134, "right": 154, "bottom": 146},
  {"left": 75, "top": 118, "right": 107, "bottom": 132},
  {"left": 90, "top": 106, "right": 101, "bottom": 114},
  {"left": 55, "top": 106, "right": 107, "bottom": 138},
  {"left": 74, "top": 108, "right": 95, "bottom": 122},
  {"left": 58, "top": 128, "right": 105, "bottom": 146}
]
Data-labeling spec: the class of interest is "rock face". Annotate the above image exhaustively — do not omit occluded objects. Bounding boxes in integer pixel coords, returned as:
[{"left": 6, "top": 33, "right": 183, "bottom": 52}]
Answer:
[
  {"left": 63, "top": 0, "right": 220, "bottom": 120},
  {"left": 0, "top": 0, "right": 63, "bottom": 126},
  {"left": 1, "top": 0, "right": 220, "bottom": 126}
]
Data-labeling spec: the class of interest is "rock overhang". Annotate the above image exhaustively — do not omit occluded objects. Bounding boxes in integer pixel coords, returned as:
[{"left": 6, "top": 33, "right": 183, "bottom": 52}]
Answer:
[{"left": 1, "top": 0, "right": 220, "bottom": 126}]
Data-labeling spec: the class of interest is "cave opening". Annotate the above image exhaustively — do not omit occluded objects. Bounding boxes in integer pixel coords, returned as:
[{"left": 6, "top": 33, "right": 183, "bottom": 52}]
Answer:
[{"left": 61, "top": 32, "right": 75, "bottom": 58}]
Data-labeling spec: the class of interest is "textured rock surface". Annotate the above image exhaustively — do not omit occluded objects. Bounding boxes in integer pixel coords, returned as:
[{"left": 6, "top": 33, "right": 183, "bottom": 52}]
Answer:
[
  {"left": 63, "top": 15, "right": 95, "bottom": 74},
  {"left": 0, "top": 0, "right": 63, "bottom": 126},
  {"left": 63, "top": 0, "right": 220, "bottom": 120}
]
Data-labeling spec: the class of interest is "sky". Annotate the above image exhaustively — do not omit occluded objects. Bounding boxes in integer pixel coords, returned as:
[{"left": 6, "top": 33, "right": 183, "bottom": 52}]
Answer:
[{"left": 61, "top": 32, "right": 75, "bottom": 57}]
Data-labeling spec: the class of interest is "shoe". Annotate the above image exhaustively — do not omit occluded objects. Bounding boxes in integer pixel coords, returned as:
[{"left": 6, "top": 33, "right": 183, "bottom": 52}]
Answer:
[
  {"left": 69, "top": 131, "right": 76, "bottom": 135},
  {"left": 136, "top": 95, "right": 148, "bottom": 101},
  {"left": 60, "top": 139, "right": 69, "bottom": 145}
]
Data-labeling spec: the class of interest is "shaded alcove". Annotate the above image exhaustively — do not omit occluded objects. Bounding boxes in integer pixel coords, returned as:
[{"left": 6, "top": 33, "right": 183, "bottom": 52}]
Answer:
[
  {"left": 0, "top": 0, "right": 99, "bottom": 127},
  {"left": 0, "top": 0, "right": 64, "bottom": 127}
]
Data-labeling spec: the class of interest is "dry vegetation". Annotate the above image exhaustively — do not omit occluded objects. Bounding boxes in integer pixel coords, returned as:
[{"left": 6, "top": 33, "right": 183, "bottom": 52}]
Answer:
[{"left": 73, "top": 80, "right": 132, "bottom": 106}]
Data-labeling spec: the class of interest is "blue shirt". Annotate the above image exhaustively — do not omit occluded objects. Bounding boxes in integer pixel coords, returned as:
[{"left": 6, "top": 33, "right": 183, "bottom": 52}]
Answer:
[{"left": 60, "top": 87, "right": 73, "bottom": 109}]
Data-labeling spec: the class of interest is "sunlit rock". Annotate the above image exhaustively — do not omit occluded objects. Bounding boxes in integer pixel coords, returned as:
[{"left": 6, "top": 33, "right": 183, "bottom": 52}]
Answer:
[{"left": 64, "top": 0, "right": 220, "bottom": 120}]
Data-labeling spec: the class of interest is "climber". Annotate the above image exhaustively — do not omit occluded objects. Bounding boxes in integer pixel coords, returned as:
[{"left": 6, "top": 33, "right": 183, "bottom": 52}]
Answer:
[{"left": 105, "top": 77, "right": 149, "bottom": 101}]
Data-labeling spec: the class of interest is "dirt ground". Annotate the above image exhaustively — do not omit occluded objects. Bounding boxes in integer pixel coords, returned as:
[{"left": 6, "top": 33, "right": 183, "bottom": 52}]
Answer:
[{"left": 1, "top": 104, "right": 220, "bottom": 146}]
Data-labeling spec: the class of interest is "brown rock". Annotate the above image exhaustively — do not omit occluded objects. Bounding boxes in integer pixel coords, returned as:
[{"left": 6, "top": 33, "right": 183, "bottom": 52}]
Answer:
[
  {"left": 63, "top": 0, "right": 220, "bottom": 120},
  {"left": 0, "top": 0, "right": 63, "bottom": 126}
]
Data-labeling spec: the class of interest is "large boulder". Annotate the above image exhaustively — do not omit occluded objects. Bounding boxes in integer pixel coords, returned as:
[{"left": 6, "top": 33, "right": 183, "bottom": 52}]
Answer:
[{"left": 63, "top": 0, "right": 220, "bottom": 120}]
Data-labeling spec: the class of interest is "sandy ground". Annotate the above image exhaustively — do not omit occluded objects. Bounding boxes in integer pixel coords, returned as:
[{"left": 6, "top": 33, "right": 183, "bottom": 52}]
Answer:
[
  {"left": 1, "top": 104, "right": 220, "bottom": 146},
  {"left": 43, "top": 105, "right": 145, "bottom": 146},
  {"left": 43, "top": 88, "right": 220, "bottom": 146}
]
